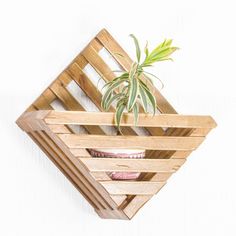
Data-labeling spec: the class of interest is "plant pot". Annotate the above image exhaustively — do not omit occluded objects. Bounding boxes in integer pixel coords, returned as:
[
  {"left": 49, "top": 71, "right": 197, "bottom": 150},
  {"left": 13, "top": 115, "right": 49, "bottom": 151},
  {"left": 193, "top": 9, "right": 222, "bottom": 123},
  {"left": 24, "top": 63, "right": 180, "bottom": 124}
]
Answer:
[{"left": 88, "top": 148, "right": 145, "bottom": 180}]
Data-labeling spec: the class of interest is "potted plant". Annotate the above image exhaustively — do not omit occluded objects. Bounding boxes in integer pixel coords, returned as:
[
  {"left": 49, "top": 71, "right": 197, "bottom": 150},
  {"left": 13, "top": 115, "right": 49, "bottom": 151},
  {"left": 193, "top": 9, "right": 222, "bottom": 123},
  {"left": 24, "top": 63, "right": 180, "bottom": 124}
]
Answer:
[{"left": 89, "top": 35, "right": 178, "bottom": 180}]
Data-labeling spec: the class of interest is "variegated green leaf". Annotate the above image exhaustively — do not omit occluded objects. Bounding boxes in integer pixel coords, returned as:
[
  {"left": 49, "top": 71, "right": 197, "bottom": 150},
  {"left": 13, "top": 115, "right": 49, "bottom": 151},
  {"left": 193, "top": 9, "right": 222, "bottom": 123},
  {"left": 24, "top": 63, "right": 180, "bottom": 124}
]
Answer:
[
  {"left": 140, "top": 82, "right": 156, "bottom": 115},
  {"left": 104, "top": 93, "right": 124, "bottom": 110},
  {"left": 102, "top": 92, "right": 113, "bottom": 111},
  {"left": 144, "top": 41, "right": 149, "bottom": 60},
  {"left": 143, "top": 71, "right": 164, "bottom": 89},
  {"left": 103, "top": 73, "right": 128, "bottom": 87},
  {"left": 165, "top": 39, "right": 172, "bottom": 47},
  {"left": 127, "top": 78, "right": 139, "bottom": 111},
  {"left": 130, "top": 34, "right": 141, "bottom": 63},
  {"left": 139, "top": 86, "right": 148, "bottom": 112},
  {"left": 115, "top": 102, "right": 126, "bottom": 132},
  {"left": 148, "top": 39, "right": 172, "bottom": 58},
  {"left": 142, "top": 38, "right": 178, "bottom": 66},
  {"left": 116, "top": 96, "right": 127, "bottom": 109},
  {"left": 127, "top": 63, "right": 139, "bottom": 111},
  {"left": 121, "top": 85, "right": 129, "bottom": 94},
  {"left": 139, "top": 79, "right": 149, "bottom": 90},
  {"left": 101, "top": 78, "right": 127, "bottom": 110},
  {"left": 133, "top": 103, "right": 139, "bottom": 126},
  {"left": 149, "top": 47, "right": 178, "bottom": 61}
]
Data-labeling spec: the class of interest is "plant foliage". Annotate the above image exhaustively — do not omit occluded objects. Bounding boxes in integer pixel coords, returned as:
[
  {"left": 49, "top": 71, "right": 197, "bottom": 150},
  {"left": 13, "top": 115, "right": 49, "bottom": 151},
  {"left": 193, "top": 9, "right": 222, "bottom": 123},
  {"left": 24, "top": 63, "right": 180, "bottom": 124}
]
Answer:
[{"left": 101, "top": 34, "right": 178, "bottom": 131}]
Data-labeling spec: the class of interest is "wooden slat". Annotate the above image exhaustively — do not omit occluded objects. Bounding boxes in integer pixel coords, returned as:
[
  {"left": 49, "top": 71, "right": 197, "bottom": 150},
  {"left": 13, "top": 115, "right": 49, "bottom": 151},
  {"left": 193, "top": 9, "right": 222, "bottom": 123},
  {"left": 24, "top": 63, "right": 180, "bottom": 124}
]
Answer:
[
  {"left": 31, "top": 88, "right": 57, "bottom": 111},
  {"left": 96, "top": 31, "right": 133, "bottom": 69},
  {"left": 34, "top": 96, "right": 54, "bottom": 110},
  {"left": 100, "top": 181, "right": 165, "bottom": 195},
  {"left": 59, "top": 134, "right": 204, "bottom": 151},
  {"left": 169, "top": 151, "right": 191, "bottom": 159},
  {"left": 44, "top": 111, "right": 217, "bottom": 129},
  {"left": 91, "top": 172, "right": 111, "bottom": 181},
  {"left": 90, "top": 169, "right": 128, "bottom": 207},
  {"left": 47, "top": 124, "right": 71, "bottom": 133},
  {"left": 122, "top": 175, "right": 166, "bottom": 219},
  {"left": 79, "top": 158, "right": 185, "bottom": 172},
  {"left": 50, "top": 80, "right": 105, "bottom": 135},
  {"left": 30, "top": 95, "right": 73, "bottom": 134},
  {"left": 110, "top": 195, "right": 127, "bottom": 206},
  {"left": 92, "top": 171, "right": 172, "bottom": 182},
  {"left": 82, "top": 44, "right": 116, "bottom": 82},
  {"left": 69, "top": 148, "right": 91, "bottom": 157},
  {"left": 95, "top": 208, "right": 128, "bottom": 219},
  {"left": 190, "top": 128, "right": 212, "bottom": 136},
  {"left": 123, "top": 195, "right": 153, "bottom": 219},
  {"left": 68, "top": 148, "right": 192, "bottom": 159},
  {"left": 150, "top": 172, "right": 173, "bottom": 182},
  {"left": 67, "top": 62, "right": 105, "bottom": 110},
  {"left": 50, "top": 81, "right": 84, "bottom": 111}
]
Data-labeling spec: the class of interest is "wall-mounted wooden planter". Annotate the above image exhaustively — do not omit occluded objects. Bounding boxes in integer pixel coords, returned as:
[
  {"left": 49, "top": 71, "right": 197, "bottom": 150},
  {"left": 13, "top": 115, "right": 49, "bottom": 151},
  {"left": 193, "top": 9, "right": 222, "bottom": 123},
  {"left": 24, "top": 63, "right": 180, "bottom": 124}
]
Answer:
[{"left": 16, "top": 29, "right": 217, "bottom": 220}]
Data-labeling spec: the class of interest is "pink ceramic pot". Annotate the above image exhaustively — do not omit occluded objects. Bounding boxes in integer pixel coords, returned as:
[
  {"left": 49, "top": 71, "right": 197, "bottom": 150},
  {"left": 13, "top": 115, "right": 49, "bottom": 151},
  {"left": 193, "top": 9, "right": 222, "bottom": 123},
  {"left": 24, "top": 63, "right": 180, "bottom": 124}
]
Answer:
[{"left": 88, "top": 148, "right": 145, "bottom": 180}]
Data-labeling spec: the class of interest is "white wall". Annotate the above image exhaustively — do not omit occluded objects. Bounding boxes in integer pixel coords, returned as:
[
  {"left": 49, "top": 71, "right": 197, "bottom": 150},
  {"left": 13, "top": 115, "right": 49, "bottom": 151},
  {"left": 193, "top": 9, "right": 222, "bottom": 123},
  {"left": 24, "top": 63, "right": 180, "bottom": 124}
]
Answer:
[{"left": 0, "top": 0, "right": 235, "bottom": 235}]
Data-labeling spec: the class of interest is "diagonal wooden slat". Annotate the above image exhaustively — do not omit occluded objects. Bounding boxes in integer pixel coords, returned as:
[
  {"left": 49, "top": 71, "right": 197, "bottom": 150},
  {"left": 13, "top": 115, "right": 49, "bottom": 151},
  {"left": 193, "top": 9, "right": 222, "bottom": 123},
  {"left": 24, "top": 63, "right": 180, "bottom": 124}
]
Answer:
[
  {"left": 100, "top": 181, "right": 165, "bottom": 195},
  {"left": 67, "top": 62, "right": 105, "bottom": 110}
]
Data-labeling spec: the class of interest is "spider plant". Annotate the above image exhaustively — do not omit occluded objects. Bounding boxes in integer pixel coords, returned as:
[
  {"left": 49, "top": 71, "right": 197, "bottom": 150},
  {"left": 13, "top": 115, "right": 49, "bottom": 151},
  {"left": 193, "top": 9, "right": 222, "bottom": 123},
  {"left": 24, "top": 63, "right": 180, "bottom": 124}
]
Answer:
[{"left": 101, "top": 34, "right": 178, "bottom": 131}]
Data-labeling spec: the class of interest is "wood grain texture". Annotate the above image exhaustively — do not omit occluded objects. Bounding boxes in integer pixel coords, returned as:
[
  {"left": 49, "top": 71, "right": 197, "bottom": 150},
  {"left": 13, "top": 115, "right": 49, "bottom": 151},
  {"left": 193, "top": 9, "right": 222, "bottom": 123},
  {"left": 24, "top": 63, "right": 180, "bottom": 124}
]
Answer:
[
  {"left": 79, "top": 158, "right": 185, "bottom": 172},
  {"left": 59, "top": 134, "right": 204, "bottom": 150},
  {"left": 100, "top": 181, "right": 165, "bottom": 195},
  {"left": 44, "top": 111, "right": 217, "bottom": 129}
]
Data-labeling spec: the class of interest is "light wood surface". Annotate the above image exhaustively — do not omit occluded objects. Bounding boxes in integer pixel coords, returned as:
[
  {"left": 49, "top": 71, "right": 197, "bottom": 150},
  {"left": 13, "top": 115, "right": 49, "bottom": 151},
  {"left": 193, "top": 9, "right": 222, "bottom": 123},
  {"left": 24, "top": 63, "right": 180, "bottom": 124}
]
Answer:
[
  {"left": 79, "top": 158, "right": 185, "bottom": 172},
  {"left": 100, "top": 181, "right": 165, "bottom": 195},
  {"left": 59, "top": 134, "right": 204, "bottom": 150},
  {"left": 44, "top": 110, "right": 216, "bottom": 128}
]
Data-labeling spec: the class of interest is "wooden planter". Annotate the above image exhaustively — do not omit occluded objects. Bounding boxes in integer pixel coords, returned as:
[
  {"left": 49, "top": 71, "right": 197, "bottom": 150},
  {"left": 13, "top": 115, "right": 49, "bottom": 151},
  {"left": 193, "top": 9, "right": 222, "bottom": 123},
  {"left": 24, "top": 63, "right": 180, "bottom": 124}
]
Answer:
[{"left": 16, "top": 29, "right": 217, "bottom": 220}]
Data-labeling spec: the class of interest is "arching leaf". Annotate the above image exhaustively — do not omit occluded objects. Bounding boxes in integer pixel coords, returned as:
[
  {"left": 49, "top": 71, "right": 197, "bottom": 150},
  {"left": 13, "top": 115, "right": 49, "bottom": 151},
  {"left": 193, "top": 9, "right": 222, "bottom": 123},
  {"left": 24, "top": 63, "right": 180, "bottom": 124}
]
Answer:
[
  {"left": 133, "top": 103, "right": 139, "bottom": 126},
  {"left": 104, "top": 93, "right": 124, "bottom": 110},
  {"left": 130, "top": 34, "right": 141, "bottom": 63},
  {"left": 127, "top": 63, "right": 139, "bottom": 111},
  {"left": 139, "top": 86, "right": 148, "bottom": 112},
  {"left": 115, "top": 102, "right": 126, "bottom": 132},
  {"left": 101, "top": 78, "right": 127, "bottom": 110},
  {"left": 140, "top": 82, "right": 156, "bottom": 115}
]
